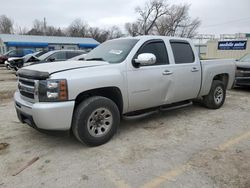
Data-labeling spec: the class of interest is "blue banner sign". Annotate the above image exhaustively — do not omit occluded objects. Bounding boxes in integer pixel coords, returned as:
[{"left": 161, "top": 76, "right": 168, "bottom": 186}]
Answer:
[{"left": 218, "top": 40, "right": 247, "bottom": 50}]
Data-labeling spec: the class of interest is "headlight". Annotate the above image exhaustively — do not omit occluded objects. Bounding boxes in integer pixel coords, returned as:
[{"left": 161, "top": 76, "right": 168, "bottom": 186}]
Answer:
[{"left": 38, "top": 79, "right": 68, "bottom": 102}]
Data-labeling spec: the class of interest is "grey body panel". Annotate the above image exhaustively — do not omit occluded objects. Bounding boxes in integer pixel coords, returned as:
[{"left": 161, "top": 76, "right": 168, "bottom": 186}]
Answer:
[{"left": 14, "top": 36, "right": 236, "bottom": 130}]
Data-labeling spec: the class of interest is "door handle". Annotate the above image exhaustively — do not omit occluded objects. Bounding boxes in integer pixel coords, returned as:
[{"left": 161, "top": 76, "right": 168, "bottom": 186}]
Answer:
[
  {"left": 162, "top": 70, "right": 173, "bottom": 75},
  {"left": 191, "top": 67, "right": 199, "bottom": 72}
]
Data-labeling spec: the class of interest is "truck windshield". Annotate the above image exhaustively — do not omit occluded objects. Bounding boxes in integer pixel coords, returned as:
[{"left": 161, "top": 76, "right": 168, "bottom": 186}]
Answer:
[
  {"left": 239, "top": 54, "right": 250, "bottom": 62},
  {"left": 84, "top": 39, "right": 139, "bottom": 63}
]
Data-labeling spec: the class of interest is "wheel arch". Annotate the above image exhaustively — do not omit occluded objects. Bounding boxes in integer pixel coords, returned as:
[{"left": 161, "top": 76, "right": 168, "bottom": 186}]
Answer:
[
  {"left": 213, "top": 73, "right": 229, "bottom": 88},
  {"left": 74, "top": 87, "right": 123, "bottom": 115}
]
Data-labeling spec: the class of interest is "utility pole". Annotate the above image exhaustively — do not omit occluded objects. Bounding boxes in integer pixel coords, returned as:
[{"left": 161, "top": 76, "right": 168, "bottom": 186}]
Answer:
[{"left": 43, "top": 17, "right": 47, "bottom": 36}]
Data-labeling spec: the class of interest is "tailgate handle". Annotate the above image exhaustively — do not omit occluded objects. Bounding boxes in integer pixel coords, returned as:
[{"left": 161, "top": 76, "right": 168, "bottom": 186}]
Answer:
[
  {"left": 191, "top": 67, "right": 199, "bottom": 72},
  {"left": 162, "top": 70, "right": 173, "bottom": 75}
]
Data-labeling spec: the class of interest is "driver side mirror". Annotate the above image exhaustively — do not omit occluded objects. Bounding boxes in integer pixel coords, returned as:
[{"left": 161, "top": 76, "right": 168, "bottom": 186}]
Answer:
[{"left": 134, "top": 53, "right": 156, "bottom": 66}]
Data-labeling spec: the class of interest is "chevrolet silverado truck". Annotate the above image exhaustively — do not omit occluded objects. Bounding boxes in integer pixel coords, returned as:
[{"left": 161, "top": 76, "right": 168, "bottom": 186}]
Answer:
[{"left": 14, "top": 36, "right": 236, "bottom": 146}]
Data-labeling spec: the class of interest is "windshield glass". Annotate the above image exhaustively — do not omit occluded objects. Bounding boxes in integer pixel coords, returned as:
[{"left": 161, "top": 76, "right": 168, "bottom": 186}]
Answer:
[
  {"left": 4, "top": 50, "right": 13, "bottom": 56},
  {"left": 33, "top": 51, "right": 47, "bottom": 57},
  {"left": 84, "top": 39, "right": 139, "bottom": 63},
  {"left": 239, "top": 54, "right": 250, "bottom": 62},
  {"left": 38, "top": 51, "right": 55, "bottom": 60}
]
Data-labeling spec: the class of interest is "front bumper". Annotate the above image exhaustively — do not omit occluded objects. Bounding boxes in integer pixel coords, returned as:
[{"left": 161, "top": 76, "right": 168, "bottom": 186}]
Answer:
[
  {"left": 14, "top": 91, "right": 75, "bottom": 130},
  {"left": 235, "top": 77, "right": 250, "bottom": 86}
]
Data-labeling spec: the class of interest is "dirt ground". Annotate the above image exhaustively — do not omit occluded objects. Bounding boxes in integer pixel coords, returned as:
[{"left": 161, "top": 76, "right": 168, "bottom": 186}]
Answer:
[
  {"left": 0, "top": 67, "right": 17, "bottom": 102},
  {"left": 0, "top": 66, "right": 249, "bottom": 188}
]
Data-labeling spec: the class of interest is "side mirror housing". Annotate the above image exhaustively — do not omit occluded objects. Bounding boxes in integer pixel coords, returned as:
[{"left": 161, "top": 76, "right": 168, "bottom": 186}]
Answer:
[{"left": 134, "top": 53, "right": 156, "bottom": 66}]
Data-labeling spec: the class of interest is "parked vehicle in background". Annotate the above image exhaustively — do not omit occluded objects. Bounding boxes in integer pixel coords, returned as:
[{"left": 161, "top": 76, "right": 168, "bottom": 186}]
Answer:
[
  {"left": 0, "top": 49, "right": 34, "bottom": 64},
  {"left": 31, "top": 50, "right": 86, "bottom": 65},
  {"left": 235, "top": 53, "right": 250, "bottom": 87},
  {"left": 7, "top": 50, "right": 86, "bottom": 70},
  {"left": 14, "top": 36, "right": 235, "bottom": 146},
  {"left": 5, "top": 51, "right": 48, "bottom": 70},
  {"left": 68, "top": 53, "right": 87, "bottom": 61}
]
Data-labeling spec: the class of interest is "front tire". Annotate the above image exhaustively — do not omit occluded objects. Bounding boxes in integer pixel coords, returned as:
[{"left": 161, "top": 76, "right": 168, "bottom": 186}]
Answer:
[
  {"left": 202, "top": 80, "right": 226, "bottom": 109},
  {"left": 72, "top": 96, "right": 120, "bottom": 146},
  {"left": 6, "top": 65, "right": 11, "bottom": 70}
]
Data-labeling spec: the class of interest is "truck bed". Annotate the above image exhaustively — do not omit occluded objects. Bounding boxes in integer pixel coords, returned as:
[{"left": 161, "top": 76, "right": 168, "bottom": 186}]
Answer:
[{"left": 199, "top": 59, "right": 236, "bottom": 97}]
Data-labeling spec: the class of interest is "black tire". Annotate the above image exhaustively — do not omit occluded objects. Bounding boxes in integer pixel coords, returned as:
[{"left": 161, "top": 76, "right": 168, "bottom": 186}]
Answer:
[
  {"left": 202, "top": 80, "right": 226, "bottom": 109},
  {"left": 72, "top": 96, "right": 120, "bottom": 146}
]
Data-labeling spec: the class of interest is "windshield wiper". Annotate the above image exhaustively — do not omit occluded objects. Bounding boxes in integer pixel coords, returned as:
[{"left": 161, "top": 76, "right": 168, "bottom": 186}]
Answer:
[{"left": 86, "top": 58, "right": 105, "bottom": 61}]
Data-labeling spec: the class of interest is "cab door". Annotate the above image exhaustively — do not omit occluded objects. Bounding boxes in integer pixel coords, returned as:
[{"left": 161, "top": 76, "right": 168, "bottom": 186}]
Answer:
[
  {"left": 127, "top": 40, "right": 175, "bottom": 112},
  {"left": 168, "top": 40, "right": 202, "bottom": 103}
]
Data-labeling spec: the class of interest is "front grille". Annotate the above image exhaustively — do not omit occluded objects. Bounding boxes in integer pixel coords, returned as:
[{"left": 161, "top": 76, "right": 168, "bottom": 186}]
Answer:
[
  {"left": 237, "top": 67, "right": 250, "bottom": 77},
  {"left": 18, "top": 77, "right": 36, "bottom": 100},
  {"left": 237, "top": 67, "right": 250, "bottom": 71}
]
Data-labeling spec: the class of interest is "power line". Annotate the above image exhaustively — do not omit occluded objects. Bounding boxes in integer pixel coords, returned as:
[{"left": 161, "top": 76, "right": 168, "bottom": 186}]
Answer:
[{"left": 202, "top": 16, "right": 250, "bottom": 28}]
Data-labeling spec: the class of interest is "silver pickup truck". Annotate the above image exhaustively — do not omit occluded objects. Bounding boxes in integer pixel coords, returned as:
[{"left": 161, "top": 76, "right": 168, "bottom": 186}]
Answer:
[{"left": 14, "top": 36, "right": 235, "bottom": 146}]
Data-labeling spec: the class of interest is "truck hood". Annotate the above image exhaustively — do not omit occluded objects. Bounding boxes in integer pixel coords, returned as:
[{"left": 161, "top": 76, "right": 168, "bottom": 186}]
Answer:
[
  {"left": 236, "top": 61, "right": 250, "bottom": 68},
  {"left": 17, "top": 60, "right": 109, "bottom": 80}
]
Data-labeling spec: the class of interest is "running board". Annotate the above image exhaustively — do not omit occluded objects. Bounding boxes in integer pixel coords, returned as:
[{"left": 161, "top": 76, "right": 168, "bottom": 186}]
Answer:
[
  {"left": 123, "top": 110, "right": 159, "bottom": 120},
  {"left": 160, "top": 101, "right": 193, "bottom": 111},
  {"left": 123, "top": 100, "right": 193, "bottom": 120}
]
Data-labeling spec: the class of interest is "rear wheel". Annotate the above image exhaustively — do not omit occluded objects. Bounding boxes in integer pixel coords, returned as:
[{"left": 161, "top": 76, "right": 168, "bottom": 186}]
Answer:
[
  {"left": 202, "top": 80, "right": 226, "bottom": 109},
  {"left": 72, "top": 96, "right": 120, "bottom": 146}
]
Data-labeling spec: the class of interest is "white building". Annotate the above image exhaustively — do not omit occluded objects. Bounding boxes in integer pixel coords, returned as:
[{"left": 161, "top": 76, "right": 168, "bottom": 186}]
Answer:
[{"left": 0, "top": 34, "right": 100, "bottom": 54}]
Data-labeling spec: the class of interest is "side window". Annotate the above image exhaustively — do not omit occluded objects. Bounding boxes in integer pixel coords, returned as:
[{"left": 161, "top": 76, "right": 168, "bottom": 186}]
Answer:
[
  {"left": 16, "top": 50, "right": 24, "bottom": 56},
  {"left": 137, "top": 41, "right": 169, "bottom": 66},
  {"left": 170, "top": 41, "right": 195, "bottom": 64},
  {"left": 49, "top": 52, "right": 66, "bottom": 61},
  {"left": 66, "top": 52, "right": 82, "bottom": 59},
  {"left": 8, "top": 51, "right": 16, "bottom": 56}
]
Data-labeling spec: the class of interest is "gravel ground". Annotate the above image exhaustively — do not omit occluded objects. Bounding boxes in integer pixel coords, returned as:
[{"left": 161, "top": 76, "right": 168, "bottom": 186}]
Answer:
[
  {"left": 0, "top": 68, "right": 249, "bottom": 188},
  {"left": 0, "top": 67, "right": 17, "bottom": 102}
]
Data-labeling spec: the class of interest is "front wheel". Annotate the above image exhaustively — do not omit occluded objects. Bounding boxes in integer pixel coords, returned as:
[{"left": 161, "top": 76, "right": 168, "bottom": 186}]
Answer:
[
  {"left": 202, "top": 80, "right": 226, "bottom": 109},
  {"left": 6, "top": 65, "right": 11, "bottom": 70},
  {"left": 72, "top": 96, "right": 120, "bottom": 146}
]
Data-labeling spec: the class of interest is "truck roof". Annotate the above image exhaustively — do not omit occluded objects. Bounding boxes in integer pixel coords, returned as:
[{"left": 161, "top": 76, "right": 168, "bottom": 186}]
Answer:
[{"left": 119, "top": 35, "right": 192, "bottom": 41}]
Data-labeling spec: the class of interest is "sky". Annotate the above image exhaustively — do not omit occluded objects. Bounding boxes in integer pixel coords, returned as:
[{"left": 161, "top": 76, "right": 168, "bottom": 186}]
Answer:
[{"left": 0, "top": 0, "right": 250, "bottom": 36}]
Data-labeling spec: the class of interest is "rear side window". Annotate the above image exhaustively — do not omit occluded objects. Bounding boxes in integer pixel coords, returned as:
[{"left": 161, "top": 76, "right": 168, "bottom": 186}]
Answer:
[
  {"left": 137, "top": 41, "right": 169, "bottom": 65},
  {"left": 66, "top": 51, "right": 83, "bottom": 59},
  {"left": 48, "top": 52, "right": 66, "bottom": 61},
  {"left": 170, "top": 41, "right": 195, "bottom": 64}
]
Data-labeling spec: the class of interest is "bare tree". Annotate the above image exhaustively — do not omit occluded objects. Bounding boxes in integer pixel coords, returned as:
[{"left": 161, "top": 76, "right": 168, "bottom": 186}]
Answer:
[
  {"left": 89, "top": 27, "right": 109, "bottom": 43},
  {"left": 26, "top": 19, "right": 66, "bottom": 36},
  {"left": 66, "top": 19, "right": 89, "bottom": 37},
  {"left": 125, "top": 0, "right": 201, "bottom": 38},
  {"left": 125, "top": 22, "right": 141, "bottom": 36},
  {"left": 155, "top": 4, "right": 201, "bottom": 38},
  {"left": 89, "top": 26, "right": 123, "bottom": 43},
  {"left": 0, "top": 15, "right": 13, "bottom": 34},
  {"left": 33, "top": 19, "right": 44, "bottom": 33},
  {"left": 108, "top": 26, "right": 123, "bottom": 39},
  {"left": 89, "top": 27, "right": 102, "bottom": 41},
  {"left": 133, "top": 0, "right": 168, "bottom": 35},
  {"left": 45, "top": 26, "right": 65, "bottom": 36},
  {"left": 26, "top": 19, "right": 45, "bottom": 35},
  {"left": 14, "top": 24, "right": 28, "bottom": 35}
]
